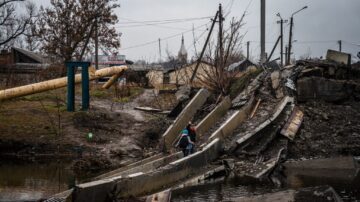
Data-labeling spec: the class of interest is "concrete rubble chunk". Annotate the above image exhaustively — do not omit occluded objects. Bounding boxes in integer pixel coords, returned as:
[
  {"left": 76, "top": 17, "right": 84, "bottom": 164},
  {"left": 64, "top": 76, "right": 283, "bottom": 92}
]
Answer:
[
  {"left": 326, "top": 49, "right": 351, "bottom": 66},
  {"left": 297, "top": 77, "right": 357, "bottom": 102},
  {"left": 280, "top": 107, "right": 304, "bottom": 140},
  {"left": 271, "top": 71, "right": 280, "bottom": 89}
]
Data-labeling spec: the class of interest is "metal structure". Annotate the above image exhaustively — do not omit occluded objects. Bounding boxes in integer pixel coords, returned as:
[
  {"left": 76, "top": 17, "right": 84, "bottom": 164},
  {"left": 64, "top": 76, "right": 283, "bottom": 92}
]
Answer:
[{"left": 66, "top": 62, "right": 91, "bottom": 111}]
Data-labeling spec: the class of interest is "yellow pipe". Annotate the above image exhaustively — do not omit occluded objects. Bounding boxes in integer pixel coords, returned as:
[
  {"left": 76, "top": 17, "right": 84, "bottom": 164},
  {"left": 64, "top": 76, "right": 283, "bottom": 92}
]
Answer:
[
  {"left": 0, "top": 66, "right": 128, "bottom": 100},
  {"left": 102, "top": 72, "right": 124, "bottom": 89}
]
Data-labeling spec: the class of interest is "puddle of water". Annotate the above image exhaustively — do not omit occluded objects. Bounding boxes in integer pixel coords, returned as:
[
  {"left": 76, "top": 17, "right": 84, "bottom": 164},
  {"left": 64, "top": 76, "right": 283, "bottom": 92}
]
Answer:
[
  {"left": 172, "top": 179, "right": 277, "bottom": 202},
  {"left": 172, "top": 177, "right": 360, "bottom": 202},
  {"left": 0, "top": 160, "right": 81, "bottom": 202}
]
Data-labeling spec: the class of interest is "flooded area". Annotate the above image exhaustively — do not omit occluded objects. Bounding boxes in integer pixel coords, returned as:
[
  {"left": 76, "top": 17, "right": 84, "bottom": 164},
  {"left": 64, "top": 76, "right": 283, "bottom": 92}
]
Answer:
[{"left": 0, "top": 160, "right": 84, "bottom": 202}]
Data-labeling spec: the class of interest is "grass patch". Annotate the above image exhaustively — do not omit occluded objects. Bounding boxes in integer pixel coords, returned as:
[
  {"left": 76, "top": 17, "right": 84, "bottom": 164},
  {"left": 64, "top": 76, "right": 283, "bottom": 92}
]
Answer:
[
  {"left": 112, "top": 97, "right": 130, "bottom": 103},
  {"left": 90, "top": 89, "right": 111, "bottom": 98}
]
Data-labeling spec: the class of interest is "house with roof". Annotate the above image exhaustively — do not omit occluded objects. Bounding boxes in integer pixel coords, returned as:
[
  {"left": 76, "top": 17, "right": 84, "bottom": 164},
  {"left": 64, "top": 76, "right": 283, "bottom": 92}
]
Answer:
[
  {"left": 0, "top": 47, "right": 49, "bottom": 74},
  {"left": 227, "top": 59, "right": 257, "bottom": 76}
]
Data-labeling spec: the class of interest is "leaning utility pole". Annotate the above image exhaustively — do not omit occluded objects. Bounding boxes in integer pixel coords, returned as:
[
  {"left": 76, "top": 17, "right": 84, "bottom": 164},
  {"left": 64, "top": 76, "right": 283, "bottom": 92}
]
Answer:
[
  {"left": 260, "top": 0, "right": 266, "bottom": 63},
  {"left": 190, "top": 10, "right": 219, "bottom": 83},
  {"left": 338, "top": 40, "right": 342, "bottom": 52},
  {"left": 276, "top": 17, "right": 287, "bottom": 66}
]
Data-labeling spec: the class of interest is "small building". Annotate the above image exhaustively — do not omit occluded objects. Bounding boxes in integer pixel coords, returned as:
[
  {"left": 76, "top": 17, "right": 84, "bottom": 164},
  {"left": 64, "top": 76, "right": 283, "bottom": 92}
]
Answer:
[
  {"left": 168, "top": 61, "right": 216, "bottom": 87},
  {"left": 227, "top": 59, "right": 257, "bottom": 77},
  {"left": 0, "top": 47, "right": 49, "bottom": 74}
]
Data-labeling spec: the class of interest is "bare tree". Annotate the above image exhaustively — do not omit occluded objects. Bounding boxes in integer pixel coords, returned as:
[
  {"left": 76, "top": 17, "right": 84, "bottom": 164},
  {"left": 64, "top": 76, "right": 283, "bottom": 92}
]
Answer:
[
  {"left": 35, "top": 0, "right": 121, "bottom": 73},
  {"left": 0, "top": 0, "right": 36, "bottom": 49},
  {"left": 194, "top": 16, "right": 246, "bottom": 95}
]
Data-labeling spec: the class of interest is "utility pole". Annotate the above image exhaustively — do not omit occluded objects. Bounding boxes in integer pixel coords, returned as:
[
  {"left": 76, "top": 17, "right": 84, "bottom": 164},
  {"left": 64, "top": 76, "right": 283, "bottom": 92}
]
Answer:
[
  {"left": 247, "top": 41, "right": 250, "bottom": 59},
  {"left": 277, "top": 13, "right": 288, "bottom": 66},
  {"left": 287, "top": 16, "right": 293, "bottom": 65},
  {"left": 287, "top": 6, "right": 308, "bottom": 65},
  {"left": 280, "top": 19, "right": 283, "bottom": 66},
  {"left": 95, "top": 16, "right": 99, "bottom": 70},
  {"left": 285, "top": 45, "right": 288, "bottom": 65},
  {"left": 338, "top": 40, "right": 342, "bottom": 52},
  {"left": 218, "top": 4, "right": 224, "bottom": 86},
  {"left": 218, "top": 4, "right": 224, "bottom": 65},
  {"left": 260, "top": 0, "right": 266, "bottom": 63},
  {"left": 158, "top": 38, "right": 162, "bottom": 63}
]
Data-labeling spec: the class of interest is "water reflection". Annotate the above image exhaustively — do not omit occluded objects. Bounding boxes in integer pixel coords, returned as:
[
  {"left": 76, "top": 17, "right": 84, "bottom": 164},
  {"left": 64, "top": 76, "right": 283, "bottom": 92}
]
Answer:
[{"left": 0, "top": 160, "right": 77, "bottom": 202}]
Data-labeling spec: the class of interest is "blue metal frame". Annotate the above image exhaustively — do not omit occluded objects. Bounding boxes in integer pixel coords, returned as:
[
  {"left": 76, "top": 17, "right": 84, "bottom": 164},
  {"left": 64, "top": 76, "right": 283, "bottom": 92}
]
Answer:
[{"left": 66, "top": 62, "right": 91, "bottom": 112}]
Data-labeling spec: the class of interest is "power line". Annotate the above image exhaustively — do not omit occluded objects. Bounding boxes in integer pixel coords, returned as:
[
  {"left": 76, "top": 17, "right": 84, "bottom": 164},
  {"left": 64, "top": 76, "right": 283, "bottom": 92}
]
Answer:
[
  {"left": 116, "top": 16, "right": 211, "bottom": 29},
  {"left": 121, "top": 23, "right": 211, "bottom": 50},
  {"left": 117, "top": 16, "right": 212, "bottom": 24}
]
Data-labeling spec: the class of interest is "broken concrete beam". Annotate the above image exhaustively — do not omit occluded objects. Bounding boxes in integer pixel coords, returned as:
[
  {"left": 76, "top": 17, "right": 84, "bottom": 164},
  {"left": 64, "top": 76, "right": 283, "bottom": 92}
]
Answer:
[
  {"left": 235, "top": 96, "right": 294, "bottom": 148},
  {"left": 227, "top": 186, "right": 342, "bottom": 202},
  {"left": 283, "top": 157, "right": 360, "bottom": 187},
  {"left": 196, "top": 96, "right": 232, "bottom": 138},
  {"left": 280, "top": 107, "right": 303, "bottom": 140},
  {"left": 297, "top": 77, "right": 355, "bottom": 102},
  {"left": 71, "top": 138, "right": 222, "bottom": 201},
  {"left": 113, "top": 138, "right": 222, "bottom": 198},
  {"left": 72, "top": 178, "right": 117, "bottom": 202},
  {"left": 163, "top": 88, "right": 210, "bottom": 151},
  {"left": 235, "top": 148, "right": 285, "bottom": 179},
  {"left": 326, "top": 49, "right": 351, "bottom": 66},
  {"left": 174, "top": 165, "right": 226, "bottom": 189},
  {"left": 94, "top": 153, "right": 165, "bottom": 180},
  {"left": 209, "top": 96, "right": 255, "bottom": 142},
  {"left": 101, "top": 152, "right": 183, "bottom": 180}
]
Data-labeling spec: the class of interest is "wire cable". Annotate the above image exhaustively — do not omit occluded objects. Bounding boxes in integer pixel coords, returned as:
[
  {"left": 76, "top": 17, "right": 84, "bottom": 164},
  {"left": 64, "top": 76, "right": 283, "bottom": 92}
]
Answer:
[{"left": 121, "top": 22, "right": 211, "bottom": 51}]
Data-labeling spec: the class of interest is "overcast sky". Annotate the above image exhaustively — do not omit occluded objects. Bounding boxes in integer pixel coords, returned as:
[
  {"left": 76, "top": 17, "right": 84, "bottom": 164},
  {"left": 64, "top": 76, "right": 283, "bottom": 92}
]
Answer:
[{"left": 35, "top": 0, "right": 360, "bottom": 63}]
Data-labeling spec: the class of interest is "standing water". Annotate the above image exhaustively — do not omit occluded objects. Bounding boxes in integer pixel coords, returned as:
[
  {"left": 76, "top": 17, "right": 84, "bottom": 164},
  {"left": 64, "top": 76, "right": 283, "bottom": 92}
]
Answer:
[{"left": 0, "top": 160, "right": 81, "bottom": 202}]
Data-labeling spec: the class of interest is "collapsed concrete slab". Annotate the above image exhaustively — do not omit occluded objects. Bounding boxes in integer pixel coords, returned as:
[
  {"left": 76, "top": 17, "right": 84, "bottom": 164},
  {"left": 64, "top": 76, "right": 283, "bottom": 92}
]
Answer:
[
  {"left": 71, "top": 138, "right": 222, "bottom": 201},
  {"left": 196, "top": 96, "right": 232, "bottom": 139},
  {"left": 326, "top": 49, "right": 351, "bottom": 66},
  {"left": 162, "top": 88, "right": 210, "bottom": 151},
  {"left": 235, "top": 96, "right": 294, "bottom": 149},
  {"left": 94, "top": 153, "right": 165, "bottom": 180},
  {"left": 96, "top": 152, "right": 183, "bottom": 180},
  {"left": 283, "top": 157, "right": 360, "bottom": 187},
  {"left": 209, "top": 96, "right": 255, "bottom": 142},
  {"left": 297, "top": 77, "right": 358, "bottom": 102}
]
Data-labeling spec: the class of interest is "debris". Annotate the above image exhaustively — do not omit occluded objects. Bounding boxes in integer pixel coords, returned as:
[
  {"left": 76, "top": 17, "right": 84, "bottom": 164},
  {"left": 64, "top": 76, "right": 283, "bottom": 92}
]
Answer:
[
  {"left": 250, "top": 98, "right": 261, "bottom": 118},
  {"left": 134, "top": 106, "right": 163, "bottom": 113},
  {"left": 280, "top": 107, "right": 304, "bottom": 140},
  {"left": 146, "top": 189, "right": 172, "bottom": 202}
]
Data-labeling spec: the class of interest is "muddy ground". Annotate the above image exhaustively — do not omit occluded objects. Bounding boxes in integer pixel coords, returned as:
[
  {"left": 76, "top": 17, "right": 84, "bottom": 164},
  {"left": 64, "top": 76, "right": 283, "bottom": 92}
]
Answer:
[{"left": 0, "top": 85, "right": 175, "bottom": 175}]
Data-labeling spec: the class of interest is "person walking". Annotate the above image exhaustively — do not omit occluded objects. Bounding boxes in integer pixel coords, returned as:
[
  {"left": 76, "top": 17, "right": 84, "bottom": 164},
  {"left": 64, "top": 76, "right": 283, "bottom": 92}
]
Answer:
[
  {"left": 176, "top": 129, "right": 194, "bottom": 157},
  {"left": 186, "top": 122, "right": 197, "bottom": 153}
]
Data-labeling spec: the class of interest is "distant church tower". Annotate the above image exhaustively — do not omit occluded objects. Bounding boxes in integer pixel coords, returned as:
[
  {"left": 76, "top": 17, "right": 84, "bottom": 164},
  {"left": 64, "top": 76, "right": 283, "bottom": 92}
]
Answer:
[{"left": 178, "top": 35, "right": 188, "bottom": 64}]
